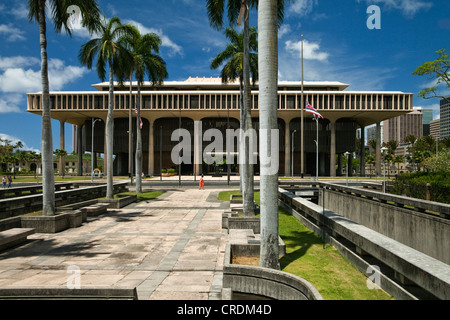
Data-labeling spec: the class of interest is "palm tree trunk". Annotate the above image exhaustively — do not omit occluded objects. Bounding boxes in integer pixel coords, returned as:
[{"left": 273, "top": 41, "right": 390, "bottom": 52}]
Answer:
[
  {"left": 243, "top": 1, "right": 255, "bottom": 217},
  {"left": 135, "top": 81, "right": 143, "bottom": 194},
  {"left": 38, "top": 0, "right": 55, "bottom": 216},
  {"left": 106, "top": 57, "right": 114, "bottom": 199},
  {"left": 258, "top": 0, "right": 280, "bottom": 270},
  {"left": 239, "top": 78, "right": 245, "bottom": 194}
]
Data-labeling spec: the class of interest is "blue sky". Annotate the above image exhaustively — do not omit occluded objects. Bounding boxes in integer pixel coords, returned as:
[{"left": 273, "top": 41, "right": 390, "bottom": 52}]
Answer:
[{"left": 0, "top": 0, "right": 449, "bottom": 153}]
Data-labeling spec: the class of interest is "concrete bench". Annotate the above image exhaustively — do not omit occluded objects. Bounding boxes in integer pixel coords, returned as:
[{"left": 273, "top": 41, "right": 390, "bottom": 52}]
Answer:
[
  {"left": 0, "top": 228, "right": 35, "bottom": 251},
  {"left": 82, "top": 203, "right": 109, "bottom": 217}
]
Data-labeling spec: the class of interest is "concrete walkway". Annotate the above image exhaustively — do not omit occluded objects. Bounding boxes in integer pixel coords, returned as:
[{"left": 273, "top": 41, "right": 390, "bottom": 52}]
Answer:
[{"left": 0, "top": 188, "right": 229, "bottom": 300}]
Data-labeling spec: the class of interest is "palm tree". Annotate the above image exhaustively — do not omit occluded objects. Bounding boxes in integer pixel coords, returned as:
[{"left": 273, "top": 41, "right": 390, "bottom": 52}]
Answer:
[
  {"left": 79, "top": 16, "right": 137, "bottom": 199},
  {"left": 207, "top": 0, "right": 257, "bottom": 216},
  {"left": 117, "top": 27, "right": 168, "bottom": 194},
  {"left": 28, "top": 0, "right": 100, "bottom": 216},
  {"left": 210, "top": 26, "right": 258, "bottom": 216},
  {"left": 55, "top": 149, "right": 68, "bottom": 177},
  {"left": 258, "top": 0, "right": 281, "bottom": 270}
]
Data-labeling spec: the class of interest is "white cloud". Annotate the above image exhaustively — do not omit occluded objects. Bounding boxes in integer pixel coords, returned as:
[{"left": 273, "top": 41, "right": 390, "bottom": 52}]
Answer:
[
  {"left": 9, "top": 2, "right": 28, "bottom": 20},
  {"left": 288, "top": 0, "right": 318, "bottom": 16},
  {"left": 0, "top": 24, "right": 26, "bottom": 41},
  {"left": 0, "top": 56, "right": 87, "bottom": 113},
  {"left": 124, "top": 19, "right": 184, "bottom": 57},
  {"left": 0, "top": 133, "right": 40, "bottom": 153},
  {"left": 285, "top": 39, "right": 329, "bottom": 61}
]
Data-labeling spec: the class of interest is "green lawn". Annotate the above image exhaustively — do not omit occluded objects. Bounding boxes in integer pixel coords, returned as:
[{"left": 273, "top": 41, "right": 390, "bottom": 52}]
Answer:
[
  {"left": 119, "top": 190, "right": 165, "bottom": 202},
  {"left": 218, "top": 190, "right": 393, "bottom": 300}
]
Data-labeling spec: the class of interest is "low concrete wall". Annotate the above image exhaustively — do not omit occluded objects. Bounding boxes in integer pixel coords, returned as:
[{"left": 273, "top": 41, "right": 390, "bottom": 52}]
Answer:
[
  {"left": 0, "top": 182, "right": 128, "bottom": 219},
  {"left": 320, "top": 184, "right": 450, "bottom": 265},
  {"left": 279, "top": 187, "right": 450, "bottom": 300},
  {"left": 222, "top": 211, "right": 260, "bottom": 234},
  {"left": 0, "top": 287, "right": 137, "bottom": 300},
  {"left": 99, "top": 194, "right": 137, "bottom": 209},
  {"left": 223, "top": 244, "right": 323, "bottom": 300}
]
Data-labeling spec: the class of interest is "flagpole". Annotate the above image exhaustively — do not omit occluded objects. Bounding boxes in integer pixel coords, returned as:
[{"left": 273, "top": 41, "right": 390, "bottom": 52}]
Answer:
[
  {"left": 300, "top": 35, "right": 304, "bottom": 179},
  {"left": 316, "top": 117, "right": 319, "bottom": 181}
]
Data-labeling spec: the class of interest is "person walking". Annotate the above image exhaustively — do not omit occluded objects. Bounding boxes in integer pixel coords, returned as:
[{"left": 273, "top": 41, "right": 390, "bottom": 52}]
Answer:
[
  {"left": 7, "top": 176, "right": 12, "bottom": 188},
  {"left": 199, "top": 174, "right": 205, "bottom": 190},
  {"left": 2, "top": 176, "right": 6, "bottom": 188}
]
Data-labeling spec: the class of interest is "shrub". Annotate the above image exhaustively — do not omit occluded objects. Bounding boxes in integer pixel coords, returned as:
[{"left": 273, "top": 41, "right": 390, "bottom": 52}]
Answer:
[{"left": 390, "top": 172, "right": 450, "bottom": 204}]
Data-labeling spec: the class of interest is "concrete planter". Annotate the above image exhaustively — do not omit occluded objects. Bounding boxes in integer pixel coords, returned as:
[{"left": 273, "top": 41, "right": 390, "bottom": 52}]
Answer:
[
  {"left": 222, "top": 211, "right": 261, "bottom": 234},
  {"left": 21, "top": 210, "right": 83, "bottom": 233},
  {"left": 223, "top": 244, "right": 322, "bottom": 300},
  {"left": 98, "top": 194, "right": 137, "bottom": 209}
]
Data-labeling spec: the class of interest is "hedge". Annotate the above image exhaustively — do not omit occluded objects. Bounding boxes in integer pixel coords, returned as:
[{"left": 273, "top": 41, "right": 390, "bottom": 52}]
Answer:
[{"left": 390, "top": 172, "right": 450, "bottom": 204}]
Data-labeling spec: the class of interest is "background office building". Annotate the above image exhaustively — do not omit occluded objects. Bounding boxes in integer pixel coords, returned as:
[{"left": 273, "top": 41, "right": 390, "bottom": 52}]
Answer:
[
  {"left": 441, "top": 96, "right": 450, "bottom": 139},
  {"left": 27, "top": 77, "right": 413, "bottom": 177},
  {"left": 383, "top": 109, "right": 423, "bottom": 144},
  {"left": 430, "top": 118, "right": 440, "bottom": 140}
]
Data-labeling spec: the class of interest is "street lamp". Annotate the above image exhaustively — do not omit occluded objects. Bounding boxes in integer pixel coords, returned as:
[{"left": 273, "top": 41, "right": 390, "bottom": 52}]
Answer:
[
  {"left": 381, "top": 146, "right": 388, "bottom": 192},
  {"left": 291, "top": 130, "right": 296, "bottom": 178},
  {"left": 91, "top": 118, "right": 102, "bottom": 183},
  {"left": 344, "top": 151, "right": 350, "bottom": 186}
]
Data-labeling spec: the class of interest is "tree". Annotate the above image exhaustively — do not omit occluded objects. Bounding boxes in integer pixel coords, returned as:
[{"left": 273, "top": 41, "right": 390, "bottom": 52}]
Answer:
[
  {"left": 117, "top": 27, "right": 168, "bottom": 194},
  {"left": 206, "top": 0, "right": 258, "bottom": 217},
  {"left": 79, "top": 16, "right": 136, "bottom": 199},
  {"left": 55, "top": 149, "right": 68, "bottom": 177},
  {"left": 210, "top": 26, "right": 258, "bottom": 216},
  {"left": 413, "top": 48, "right": 450, "bottom": 103},
  {"left": 258, "top": 0, "right": 281, "bottom": 270},
  {"left": 206, "top": 0, "right": 284, "bottom": 217},
  {"left": 28, "top": 0, "right": 100, "bottom": 216}
]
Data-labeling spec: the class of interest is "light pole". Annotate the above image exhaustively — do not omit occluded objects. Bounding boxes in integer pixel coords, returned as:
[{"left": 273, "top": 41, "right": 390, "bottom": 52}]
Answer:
[
  {"left": 314, "top": 117, "right": 319, "bottom": 182},
  {"left": 344, "top": 151, "right": 350, "bottom": 186},
  {"left": 291, "top": 130, "right": 296, "bottom": 177},
  {"left": 91, "top": 118, "right": 102, "bottom": 183},
  {"left": 381, "top": 146, "right": 387, "bottom": 192}
]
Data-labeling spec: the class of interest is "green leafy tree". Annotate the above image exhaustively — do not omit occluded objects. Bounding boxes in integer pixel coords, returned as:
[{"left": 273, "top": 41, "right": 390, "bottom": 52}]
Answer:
[{"left": 413, "top": 48, "right": 450, "bottom": 103}]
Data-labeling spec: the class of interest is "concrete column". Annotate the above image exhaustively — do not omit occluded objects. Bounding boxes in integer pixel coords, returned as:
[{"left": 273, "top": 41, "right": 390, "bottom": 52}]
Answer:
[
  {"left": 376, "top": 121, "right": 381, "bottom": 176},
  {"left": 284, "top": 120, "right": 291, "bottom": 176},
  {"left": 103, "top": 124, "right": 107, "bottom": 176},
  {"left": 360, "top": 125, "right": 365, "bottom": 177},
  {"left": 77, "top": 123, "right": 83, "bottom": 176},
  {"left": 330, "top": 120, "right": 336, "bottom": 177},
  {"left": 148, "top": 119, "right": 154, "bottom": 176},
  {"left": 59, "top": 120, "right": 65, "bottom": 177},
  {"left": 193, "top": 120, "right": 202, "bottom": 178}
]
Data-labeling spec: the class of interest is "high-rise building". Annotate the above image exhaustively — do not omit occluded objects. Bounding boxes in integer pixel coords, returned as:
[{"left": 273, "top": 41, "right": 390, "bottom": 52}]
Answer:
[
  {"left": 419, "top": 109, "right": 433, "bottom": 136},
  {"left": 441, "top": 96, "right": 450, "bottom": 139},
  {"left": 430, "top": 118, "right": 440, "bottom": 140},
  {"left": 383, "top": 110, "right": 423, "bottom": 144}
]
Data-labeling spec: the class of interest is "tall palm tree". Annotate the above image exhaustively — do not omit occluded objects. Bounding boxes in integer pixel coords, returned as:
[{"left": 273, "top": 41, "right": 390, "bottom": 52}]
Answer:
[
  {"left": 28, "top": 0, "right": 100, "bottom": 216},
  {"left": 207, "top": 0, "right": 254, "bottom": 216},
  {"left": 207, "top": 0, "right": 287, "bottom": 267},
  {"left": 258, "top": 0, "right": 281, "bottom": 270},
  {"left": 79, "top": 16, "right": 137, "bottom": 199},
  {"left": 117, "top": 27, "right": 168, "bottom": 194},
  {"left": 210, "top": 26, "right": 258, "bottom": 216}
]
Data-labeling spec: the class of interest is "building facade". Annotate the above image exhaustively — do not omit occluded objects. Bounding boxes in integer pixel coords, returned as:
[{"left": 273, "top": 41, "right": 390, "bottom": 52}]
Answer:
[
  {"left": 27, "top": 77, "right": 413, "bottom": 177},
  {"left": 441, "top": 96, "right": 450, "bottom": 139},
  {"left": 383, "top": 109, "right": 423, "bottom": 144},
  {"left": 430, "top": 118, "right": 440, "bottom": 140}
]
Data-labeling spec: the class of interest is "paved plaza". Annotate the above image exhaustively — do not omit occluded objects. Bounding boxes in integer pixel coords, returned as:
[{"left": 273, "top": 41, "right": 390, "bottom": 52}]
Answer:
[{"left": 0, "top": 186, "right": 229, "bottom": 300}]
